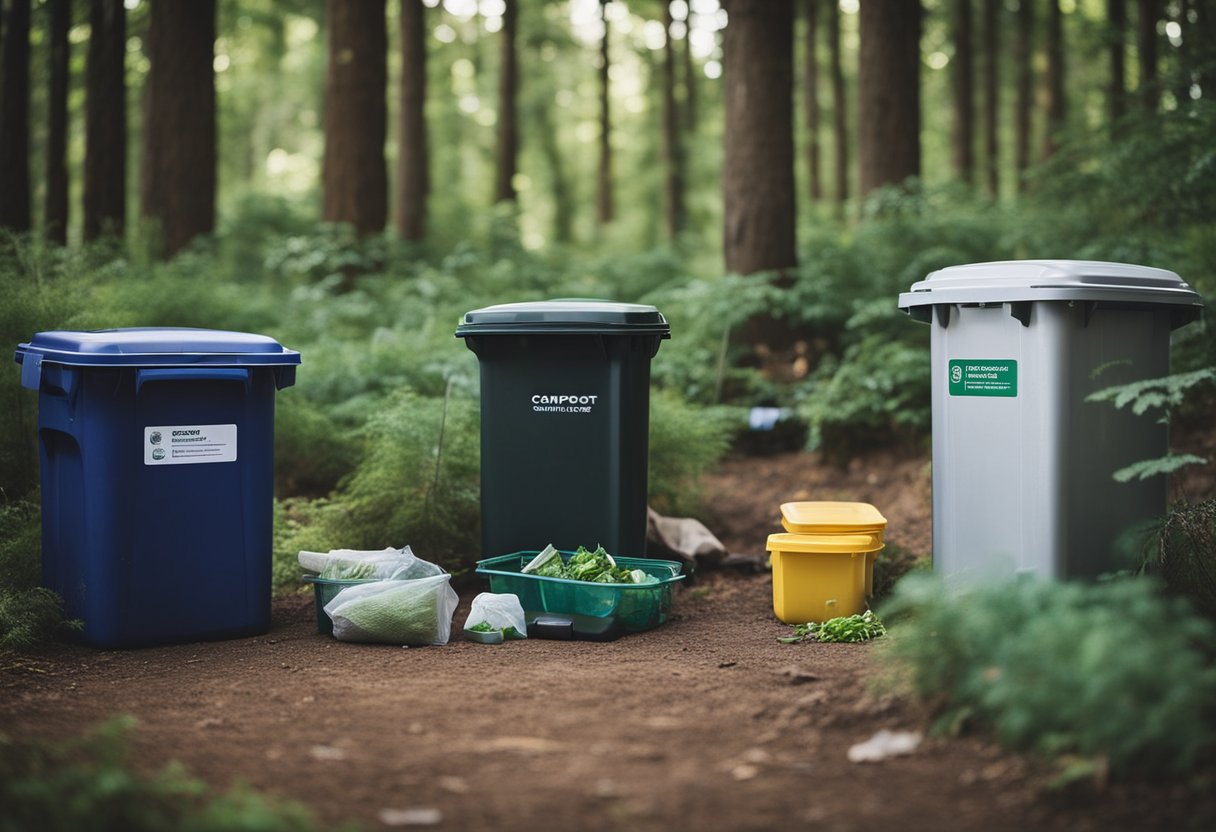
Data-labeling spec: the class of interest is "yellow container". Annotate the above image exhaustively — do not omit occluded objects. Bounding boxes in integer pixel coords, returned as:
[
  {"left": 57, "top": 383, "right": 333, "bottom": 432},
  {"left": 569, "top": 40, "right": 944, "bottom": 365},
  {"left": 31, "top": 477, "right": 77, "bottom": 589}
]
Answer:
[
  {"left": 780, "top": 501, "right": 888, "bottom": 535},
  {"left": 766, "top": 532, "right": 884, "bottom": 623}
]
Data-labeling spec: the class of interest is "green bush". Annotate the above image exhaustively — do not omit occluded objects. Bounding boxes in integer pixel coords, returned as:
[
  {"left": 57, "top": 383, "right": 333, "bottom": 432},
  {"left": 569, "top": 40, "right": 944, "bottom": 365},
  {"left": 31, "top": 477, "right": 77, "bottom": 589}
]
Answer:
[
  {"left": 647, "top": 392, "right": 735, "bottom": 518},
  {"left": 0, "top": 717, "right": 328, "bottom": 832},
  {"left": 0, "top": 499, "right": 77, "bottom": 649},
  {"left": 878, "top": 573, "right": 1216, "bottom": 779},
  {"left": 274, "top": 388, "right": 482, "bottom": 578},
  {"left": 1158, "top": 498, "right": 1216, "bottom": 620}
]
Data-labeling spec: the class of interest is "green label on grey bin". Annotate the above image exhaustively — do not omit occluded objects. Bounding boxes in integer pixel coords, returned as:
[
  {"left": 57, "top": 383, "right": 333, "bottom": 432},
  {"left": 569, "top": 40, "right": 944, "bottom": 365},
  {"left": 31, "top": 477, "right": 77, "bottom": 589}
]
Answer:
[{"left": 949, "top": 360, "right": 1017, "bottom": 397}]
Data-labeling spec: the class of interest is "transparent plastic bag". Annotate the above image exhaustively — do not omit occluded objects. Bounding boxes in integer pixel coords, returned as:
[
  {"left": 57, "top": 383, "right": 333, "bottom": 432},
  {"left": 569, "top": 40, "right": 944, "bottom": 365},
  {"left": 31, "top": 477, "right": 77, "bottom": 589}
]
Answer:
[
  {"left": 298, "top": 545, "right": 444, "bottom": 581},
  {"left": 462, "top": 592, "right": 528, "bottom": 640},
  {"left": 324, "top": 573, "right": 458, "bottom": 646}
]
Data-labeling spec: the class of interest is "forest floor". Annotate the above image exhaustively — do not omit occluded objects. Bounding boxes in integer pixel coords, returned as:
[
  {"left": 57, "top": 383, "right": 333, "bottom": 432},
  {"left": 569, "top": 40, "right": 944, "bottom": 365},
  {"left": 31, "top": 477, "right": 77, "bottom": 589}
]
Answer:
[{"left": 2, "top": 433, "right": 1216, "bottom": 831}]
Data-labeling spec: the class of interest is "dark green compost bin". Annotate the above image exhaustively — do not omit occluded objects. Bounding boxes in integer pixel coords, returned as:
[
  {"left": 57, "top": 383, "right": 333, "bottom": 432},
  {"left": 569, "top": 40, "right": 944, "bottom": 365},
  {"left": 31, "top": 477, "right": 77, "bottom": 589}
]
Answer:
[{"left": 456, "top": 300, "right": 670, "bottom": 558}]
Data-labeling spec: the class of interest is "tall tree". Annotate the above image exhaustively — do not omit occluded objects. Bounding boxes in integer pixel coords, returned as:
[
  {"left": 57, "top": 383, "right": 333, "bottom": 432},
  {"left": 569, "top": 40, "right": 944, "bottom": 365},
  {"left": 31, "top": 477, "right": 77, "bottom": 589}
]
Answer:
[
  {"left": 45, "top": 0, "right": 69, "bottom": 243},
  {"left": 84, "top": 0, "right": 126, "bottom": 241},
  {"left": 982, "top": 0, "right": 999, "bottom": 196},
  {"left": 596, "top": 0, "right": 613, "bottom": 224},
  {"left": 1136, "top": 0, "right": 1159, "bottom": 110},
  {"left": 804, "top": 0, "right": 822, "bottom": 201},
  {"left": 494, "top": 0, "right": 518, "bottom": 204},
  {"left": 722, "top": 0, "right": 795, "bottom": 276},
  {"left": 1042, "top": 0, "right": 1066, "bottom": 160},
  {"left": 828, "top": 0, "right": 847, "bottom": 206},
  {"left": 1014, "top": 0, "right": 1033, "bottom": 192},
  {"left": 396, "top": 0, "right": 427, "bottom": 241},
  {"left": 682, "top": 6, "right": 697, "bottom": 130},
  {"left": 323, "top": 0, "right": 387, "bottom": 235},
  {"left": 141, "top": 0, "right": 217, "bottom": 257},
  {"left": 951, "top": 0, "right": 975, "bottom": 184},
  {"left": 858, "top": 0, "right": 922, "bottom": 196},
  {"left": 662, "top": 2, "right": 684, "bottom": 238},
  {"left": 0, "top": 0, "right": 31, "bottom": 232},
  {"left": 1108, "top": 0, "right": 1128, "bottom": 127}
]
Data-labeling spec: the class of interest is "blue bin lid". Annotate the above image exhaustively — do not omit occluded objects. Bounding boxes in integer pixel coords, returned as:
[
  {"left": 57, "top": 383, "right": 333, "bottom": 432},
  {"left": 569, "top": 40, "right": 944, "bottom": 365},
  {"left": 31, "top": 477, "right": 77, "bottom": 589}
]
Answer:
[
  {"left": 15, "top": 327, "right": 302, "bottom": 369},
  {"left": 456, "top": 299, "right": 670, "bottom": 337}
]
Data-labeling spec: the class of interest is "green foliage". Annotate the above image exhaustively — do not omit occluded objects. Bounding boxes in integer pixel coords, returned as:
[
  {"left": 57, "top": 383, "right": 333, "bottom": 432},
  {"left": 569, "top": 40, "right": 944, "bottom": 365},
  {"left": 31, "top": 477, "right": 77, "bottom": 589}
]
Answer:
[
  {"left": 1157, "top": 499, "right": 1216, "bottom": 620},
  {"left": 777, "top": 611, "right": 886, "bottom": 644},
  {"left": 870, "top": 541, "right": 929, "bottom": 600},
  {"left": 0, "top": 499, "right": 77, "bottom": 649},
  {"left": 647, "top": 392, "right": 735, "bottom": 517},
  {"left": 878, "top": 573, "right": 1216, "bottom": 778},
  {"left": 275, "top": 388, "right": 481, "bottom": 577},
  {"left": 1087, "top": 368, "right": 1216, "bottom": 416},
  {"left": 0, "top": 717, "right": 327, "bottom": 832},
  {"left": 1087, "top": 368, "right": 1214, "bottom": 482}
]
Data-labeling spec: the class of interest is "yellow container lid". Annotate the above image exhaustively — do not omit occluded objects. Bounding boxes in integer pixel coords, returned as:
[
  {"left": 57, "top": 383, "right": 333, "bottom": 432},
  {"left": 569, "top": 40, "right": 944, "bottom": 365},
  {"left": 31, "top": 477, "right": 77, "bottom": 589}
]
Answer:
[
  {"left": 779, "top": 501, "right": 888, "bottom": 535},
  {"left": 766, "top": 532, "right": 884, "bottom": 554}
]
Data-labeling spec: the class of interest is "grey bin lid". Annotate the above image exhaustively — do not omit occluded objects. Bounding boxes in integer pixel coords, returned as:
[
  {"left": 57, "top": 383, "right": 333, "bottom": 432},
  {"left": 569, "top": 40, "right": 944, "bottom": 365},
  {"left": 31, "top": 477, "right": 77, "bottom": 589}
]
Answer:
[
  {"left": 455, "top": 299, "right": 671, "bottom": 337},
  {"left": 899, "top": 260, "right": 1203, "bottom": 325}
]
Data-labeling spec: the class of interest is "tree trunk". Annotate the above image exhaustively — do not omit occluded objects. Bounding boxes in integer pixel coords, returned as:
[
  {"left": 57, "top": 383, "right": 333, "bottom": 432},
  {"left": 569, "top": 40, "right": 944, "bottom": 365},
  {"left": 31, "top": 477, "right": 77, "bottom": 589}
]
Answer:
[
  {"left": 596, "top": 0, "right": 613, "bottom": 224},
  {"left": 1108, "top": 0, "right": 1127, "bottom": 129},
  {"left": 1014, "top": 0, "right": 1032, "bottom": 192},
  {"left": 858, "top": 0, "right": 922, "bottom": 196},
  {"left": 322, "top": 0, "right": 387, "bottom": 235},
  {"left": 951, "top": 0, "right": 975, "bottom": 184},
  {"left": 537, "top": 88, "right": 572, "bottom": 245},
  {"left": 682, "top": 9, "right": 697, "bottom": 131},
  {"left": 1136, "top": 0, "right": 1159, "bottom": 111},
  {"left": 828, "top": 0, "right": 848, "bottom": 206},
  {"left": 982, "top": 0, "right": 999, "bottom": 196},
  {"left": 662, "top": 3, "right": 684, "bottom": 238},
  {"left": 1042, "top": 0, "right": 1066, "bottom": 160},
  {"left": 84, "top": 0, "right": 126, "bottom": 242},
  {"left": 0, "top": 0, "right": 31, "bottom": 232},
  {"left": 805, "top": 0, "right": 822, "bottom": 201},
  {"left": 723, "top": 0, "right": 795, "bottom": 276},
  {"left": 141, "top": 0, "right": 217, "bottom": 257},
  {"left": 395, "top": 0, "right": 427, "bottom": 242},
  {"left": 494, "top": 0, "right": 518, "bottom": 204},
  {"left": 45, "top": 0, "right": 70, "bottom": 244}
]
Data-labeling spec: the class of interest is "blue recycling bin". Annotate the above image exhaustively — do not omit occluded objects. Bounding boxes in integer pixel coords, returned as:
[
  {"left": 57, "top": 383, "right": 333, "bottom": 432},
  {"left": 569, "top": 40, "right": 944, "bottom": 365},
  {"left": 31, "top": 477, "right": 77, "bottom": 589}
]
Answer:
[{"left": 14, "top": 328, "right": 300, "bottom": 648}]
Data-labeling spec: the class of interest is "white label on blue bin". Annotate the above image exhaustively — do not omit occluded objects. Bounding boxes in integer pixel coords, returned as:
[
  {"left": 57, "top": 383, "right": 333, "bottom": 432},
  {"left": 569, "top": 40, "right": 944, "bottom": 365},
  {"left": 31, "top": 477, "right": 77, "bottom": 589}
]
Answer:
[{"left": 144, "top": 424, "right": 238, "bottom": 465}]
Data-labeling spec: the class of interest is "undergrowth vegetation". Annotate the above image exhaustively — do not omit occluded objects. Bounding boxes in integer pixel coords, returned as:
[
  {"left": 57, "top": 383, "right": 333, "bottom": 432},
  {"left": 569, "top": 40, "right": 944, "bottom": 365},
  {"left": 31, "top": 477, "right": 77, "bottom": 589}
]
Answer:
[
  {"left": 2, "top": 102, "right": 1215, "bottom": 648},
  {"left": 0, "top": 717, "right": 327, "bottom": 832},
  {"left": 878, "top": 574, "right": 1216, "bottom": 783}
]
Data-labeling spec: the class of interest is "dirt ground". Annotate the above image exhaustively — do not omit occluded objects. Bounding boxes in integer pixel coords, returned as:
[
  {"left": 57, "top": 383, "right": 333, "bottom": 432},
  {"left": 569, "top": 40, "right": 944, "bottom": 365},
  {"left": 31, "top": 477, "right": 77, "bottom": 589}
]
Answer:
[{"left": 2, "top": 443, "right": 1215, "bottom": 831}]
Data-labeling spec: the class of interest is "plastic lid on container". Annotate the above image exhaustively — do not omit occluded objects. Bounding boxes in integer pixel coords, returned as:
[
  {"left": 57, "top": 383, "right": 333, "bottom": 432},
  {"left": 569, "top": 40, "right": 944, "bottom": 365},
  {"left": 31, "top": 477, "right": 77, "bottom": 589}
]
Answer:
[
  {"left": 15, "top": 327, "right": 301, "bottom": 368},
  {"left": 765, "top": 532, "right": 885, "bottom": 554},
  {"left": 455, "top": 299, "right": 671, "bottom": 337},
  {"left": 899, "top": 260, "right": 1203, "bottom": 314},
  {"left": 780, "top": 501, "right": 888, "bottom": 535}
]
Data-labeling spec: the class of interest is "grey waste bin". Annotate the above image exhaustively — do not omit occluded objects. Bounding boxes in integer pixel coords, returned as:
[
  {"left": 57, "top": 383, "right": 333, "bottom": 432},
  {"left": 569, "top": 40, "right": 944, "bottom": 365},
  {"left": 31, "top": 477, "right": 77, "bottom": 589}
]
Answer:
[{"left": 899, "top": 260, "right": 1203, "bottom": 580}]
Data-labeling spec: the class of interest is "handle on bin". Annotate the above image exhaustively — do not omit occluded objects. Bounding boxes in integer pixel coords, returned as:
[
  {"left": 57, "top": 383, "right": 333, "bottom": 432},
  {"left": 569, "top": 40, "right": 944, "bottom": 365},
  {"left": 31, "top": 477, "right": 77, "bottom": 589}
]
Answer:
[
  {"left": 529, "top": 615, "right": 575, "bottom": 640},
  {"left": 136, "top": 367, "right": 251, "bottom": 394}
]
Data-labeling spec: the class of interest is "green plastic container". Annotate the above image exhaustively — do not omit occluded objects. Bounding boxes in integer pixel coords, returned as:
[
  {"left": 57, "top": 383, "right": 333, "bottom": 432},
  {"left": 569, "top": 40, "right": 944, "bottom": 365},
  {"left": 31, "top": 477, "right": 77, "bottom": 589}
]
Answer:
[
  {"left": 304, "top": 576, "right": 375, "bottom": 636},
  {"left": 475, "top": 551, "right": 685, "bottom": 641}
]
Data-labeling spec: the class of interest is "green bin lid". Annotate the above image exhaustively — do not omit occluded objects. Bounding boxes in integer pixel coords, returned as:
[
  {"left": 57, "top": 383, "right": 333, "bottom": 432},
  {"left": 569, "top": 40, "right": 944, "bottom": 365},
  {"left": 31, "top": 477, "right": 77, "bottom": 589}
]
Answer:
[
  {"left": 456, "top": 299, "right": 671, "bottom": 337},
  {"left": 899, "top": 260, "right": 1203, "bottom": 314}
]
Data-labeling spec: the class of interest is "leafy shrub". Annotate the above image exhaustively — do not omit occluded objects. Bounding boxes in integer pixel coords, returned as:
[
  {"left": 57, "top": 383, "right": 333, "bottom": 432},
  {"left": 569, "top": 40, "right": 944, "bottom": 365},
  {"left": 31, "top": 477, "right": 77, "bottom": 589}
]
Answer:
[
  {"left": 878, "top": 573, "right": 1216, "bottom": 779},
  {"left": 0, "top": 499, "right": 77, "bottom": 649},
  {"left": 273, "top": 397, "right": 359, "bottom": 498},
  {"left": 275, "top": 388, "right": 481, "bottom": 577},
  {"left": 647, "top": 392, "right": 735, "bottom": 518},
  {"left": 1158, "top": 498, "right": 1216, "bottom": 620},
  {"left": 0, "top": 717, "right": 325, "bottom": 832}
]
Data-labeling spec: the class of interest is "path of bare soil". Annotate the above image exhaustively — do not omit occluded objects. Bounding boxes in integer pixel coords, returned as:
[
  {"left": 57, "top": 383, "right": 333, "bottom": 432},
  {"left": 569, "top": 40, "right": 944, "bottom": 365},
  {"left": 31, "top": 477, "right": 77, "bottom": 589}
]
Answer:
[{"left": 2, "top": 442, "right": 1214, "bottom": 831}]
